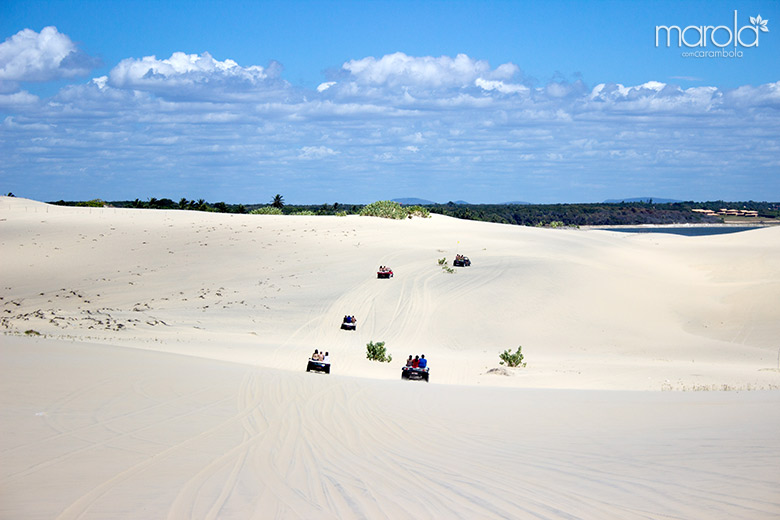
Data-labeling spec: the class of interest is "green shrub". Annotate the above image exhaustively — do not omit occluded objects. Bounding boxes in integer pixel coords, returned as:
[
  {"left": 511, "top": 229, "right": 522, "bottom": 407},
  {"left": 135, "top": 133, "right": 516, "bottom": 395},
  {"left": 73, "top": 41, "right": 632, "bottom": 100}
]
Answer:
[
  {"left": 406, "top": 205, "right": 431, "bottom": 218},
  {"left": 360, "top": 200, "right": 408, "bottom": 219},
  {"left": 24, "top": 329, "right": 41, "bottom": 336},
  {"left": 499, "top": 346, "right": 527, "bottom": 367},
  {"left": 292, "top": 210, "right": 316, "bottom": 215},
  {"left": 336, "top": 211, "right": 348, "bottom": 217},
  {"left": 438, "top": 257, "right": 455, "bottom": 274},
  {"left": 359, "top": 200, "right": 430, "bottom": 220},
  {"left": 76, "top": 199, "right": 106, "bottom": 207},
  {"left": 366, "top": 340, "right": 392, "bottom": 363},
  {"left": 250, "top": 206, "right": 283, "bottom": 215}
]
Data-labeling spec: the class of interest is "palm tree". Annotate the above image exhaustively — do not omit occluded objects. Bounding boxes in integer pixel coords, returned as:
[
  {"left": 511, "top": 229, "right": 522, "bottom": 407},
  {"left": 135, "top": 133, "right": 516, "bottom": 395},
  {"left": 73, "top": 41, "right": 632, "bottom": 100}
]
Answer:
[{"left": 271, "top": 194, "right": 285, "bottom": 209}]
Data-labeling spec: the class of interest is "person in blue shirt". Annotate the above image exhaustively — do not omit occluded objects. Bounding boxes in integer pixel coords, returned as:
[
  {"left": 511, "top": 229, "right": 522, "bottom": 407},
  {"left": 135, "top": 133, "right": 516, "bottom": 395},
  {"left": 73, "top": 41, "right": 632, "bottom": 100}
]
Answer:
[{"left": 418, "top": 354, "right": 427, "bottom": 369}]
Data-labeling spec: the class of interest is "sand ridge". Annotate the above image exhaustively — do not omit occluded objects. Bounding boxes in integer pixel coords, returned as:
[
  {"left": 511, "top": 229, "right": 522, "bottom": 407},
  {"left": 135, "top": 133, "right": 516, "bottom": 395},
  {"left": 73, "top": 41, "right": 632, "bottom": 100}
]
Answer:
[{"left": 2, "top": 196, "right": 778, "bottom": 390}]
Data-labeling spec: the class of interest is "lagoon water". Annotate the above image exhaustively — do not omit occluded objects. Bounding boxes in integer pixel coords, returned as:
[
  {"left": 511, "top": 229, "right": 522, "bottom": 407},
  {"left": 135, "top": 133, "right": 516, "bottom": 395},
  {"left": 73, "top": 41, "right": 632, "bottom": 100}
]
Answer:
[{"left": 598, "top": 226, "right": 766, "bottom": 236}]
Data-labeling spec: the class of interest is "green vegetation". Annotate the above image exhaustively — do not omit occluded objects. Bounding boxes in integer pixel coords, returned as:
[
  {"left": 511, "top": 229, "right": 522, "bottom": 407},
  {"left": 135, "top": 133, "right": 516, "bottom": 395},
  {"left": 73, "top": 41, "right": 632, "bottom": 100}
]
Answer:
[
  {"left": 360, "top": 200, "right": 431, "bottom": 219},
  {"left": 438, "top": 257, "right": 455, "bottom": 274},
  {"left": 429, "top": 201, "right": 779, "bottom": 226},
  {"left": 499, "top": 346, "right": 527, "bottom": 368},
  {"left": 360, "top": 200, "right": 409, "bottom": 219},
  {"left": 24, "top": 329, "right": 41, "bottom": 336},
  {"left": 75, "top": 199, "right": 106, "bottom": 207},
  {"left": 250, "top": 207, "right": 283, "bottom": 215},
  {"left": 52, "top": 197, "right": 363, "bottom": 216},
  {"left": 366, "top": 340, "right": 392, "bottom": 363},
  {"left": 405, "top": 205, "right": 431, "bottom": 218},
  {"left": 47, "top": 197, "right": 778, "bottom": 225}
]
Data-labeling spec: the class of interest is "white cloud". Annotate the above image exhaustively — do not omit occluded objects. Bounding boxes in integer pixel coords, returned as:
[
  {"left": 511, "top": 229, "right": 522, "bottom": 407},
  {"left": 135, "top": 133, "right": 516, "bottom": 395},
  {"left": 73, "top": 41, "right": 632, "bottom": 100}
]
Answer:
[
  {"left": 298, "top": 146, "right": 338, "bottom": 159},
  {"left": 584, "top": 81, "right": 729, "bottom": 113},
  {"left": 108, "top": 52, "right": 288, "bottom": 100},
  {"left": 339, "top": 52, "right": 521, "bottom": 90},
  {"left": 475, "top": 77, "right": 528, "bottom": 94},
  {"left": 0, "top": 27, "right": 98, "bottom": 84},
  {"left": 0, "top": 90, "right": 39, "bottom": 108}
]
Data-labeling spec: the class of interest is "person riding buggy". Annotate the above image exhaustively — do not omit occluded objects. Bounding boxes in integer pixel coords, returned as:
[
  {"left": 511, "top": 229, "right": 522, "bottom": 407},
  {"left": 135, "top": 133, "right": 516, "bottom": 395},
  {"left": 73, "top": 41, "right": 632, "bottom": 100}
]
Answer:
[
  {"left": 307, "top": 349, "right": 331, "bottom": 374},
  {"left": 401, "top": 354, "right": 429, "bottom": 382},
  {"left": 341, "top": 315, "right": 357, "bottom": 330},
  {"left": 377, "top": 265, "right": 394, "bottom": 278},
  {"left": 453, "top": 254, "right": 471, "bottom": 267}
]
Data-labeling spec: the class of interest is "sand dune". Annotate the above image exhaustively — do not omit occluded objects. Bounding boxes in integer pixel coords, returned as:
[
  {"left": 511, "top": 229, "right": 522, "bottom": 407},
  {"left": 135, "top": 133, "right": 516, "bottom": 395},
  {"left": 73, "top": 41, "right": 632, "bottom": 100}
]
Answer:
[{"left": 1, "top": 197, "right": 779, "bottom": 518}]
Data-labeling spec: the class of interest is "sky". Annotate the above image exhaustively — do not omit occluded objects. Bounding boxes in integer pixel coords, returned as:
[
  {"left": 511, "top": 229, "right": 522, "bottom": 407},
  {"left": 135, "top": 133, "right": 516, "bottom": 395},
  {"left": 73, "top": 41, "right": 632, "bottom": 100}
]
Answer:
[{"left": 1, "top": 0, "right": 778, "bottom": 204}]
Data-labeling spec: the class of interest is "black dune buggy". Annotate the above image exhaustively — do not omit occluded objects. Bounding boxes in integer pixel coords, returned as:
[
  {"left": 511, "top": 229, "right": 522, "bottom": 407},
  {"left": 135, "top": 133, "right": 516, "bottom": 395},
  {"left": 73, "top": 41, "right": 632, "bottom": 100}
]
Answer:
[
  {"left": 377, "top": 268, "right": 394, "bottom": 279},
  {"left": 307, "top": 359, "right": 331, "bottom": 374},
  {"left": 453, "top": 256, "right": 471, "bottom": 267},
  {"left": 401, "top": 366, "right": 430, "bottom": 382}
]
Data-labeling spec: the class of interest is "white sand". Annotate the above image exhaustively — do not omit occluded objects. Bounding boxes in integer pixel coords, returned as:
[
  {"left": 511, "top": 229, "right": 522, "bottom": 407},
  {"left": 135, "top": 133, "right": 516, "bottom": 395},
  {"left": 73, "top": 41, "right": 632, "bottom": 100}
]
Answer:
[{"left": 1, "top": 196, "right": 779, "bottom": 518}]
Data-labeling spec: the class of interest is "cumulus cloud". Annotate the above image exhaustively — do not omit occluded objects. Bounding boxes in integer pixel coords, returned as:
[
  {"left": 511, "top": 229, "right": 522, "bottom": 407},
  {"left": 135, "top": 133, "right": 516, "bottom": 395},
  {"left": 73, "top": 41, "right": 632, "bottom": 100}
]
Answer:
[
  {"left": 109, "top": 52, "right": 289, "bottom": 100},
  {"left": 585, "top": 81, "right": 726, "bottom": 113},
  {"left": 0, "top": 26, "right": 99, "bottom": 87},
  {"left": 342, "top": 52, "right": 499, "bottom": 87},
  {"left": 321, "top": 52, "right": 525, "bottom": 102},
  {"left": 475, "top": 77, "right": 528, "bottom": 95}
]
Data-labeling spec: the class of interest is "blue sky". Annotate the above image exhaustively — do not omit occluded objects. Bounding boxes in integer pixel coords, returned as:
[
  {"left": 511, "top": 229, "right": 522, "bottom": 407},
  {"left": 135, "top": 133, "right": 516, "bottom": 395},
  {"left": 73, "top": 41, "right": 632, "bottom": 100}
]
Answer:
[{"left": 1, "top": 0, "right": 778, "bottom": 203}]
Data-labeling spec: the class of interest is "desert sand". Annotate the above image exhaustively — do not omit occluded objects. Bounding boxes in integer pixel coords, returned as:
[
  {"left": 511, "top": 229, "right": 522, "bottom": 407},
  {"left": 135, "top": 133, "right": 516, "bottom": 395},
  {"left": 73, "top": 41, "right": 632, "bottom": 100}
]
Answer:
[{"left": 1, "top": 196, "right": 779, "bottom": 519}]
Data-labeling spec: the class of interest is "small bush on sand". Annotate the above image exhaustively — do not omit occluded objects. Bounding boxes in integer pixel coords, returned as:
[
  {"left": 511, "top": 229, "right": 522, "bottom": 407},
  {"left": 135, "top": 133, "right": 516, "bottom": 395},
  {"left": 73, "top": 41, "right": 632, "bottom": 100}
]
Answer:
[
  {"left": 360, "top": 201, "right": 430, "bottom": 220},
  {"left": 438, "top": 257, "right": 455, "bottom": 274},
  {"left": 292, "top": 210, "right": 316, "bottom": 215},
  {"left": 360, "top": 201, "right": 407, "bottom": 219},
  {"left": 499, "top": 346, "right": 527, "bottom": 367},
  {"left": 406, "top": 205, "right": 430, "bottom": 218},
  {"left": 250, "top": 207, "right": 283, "bottom": 215},
  {"left": 24, "top": 329, "right": 41, "bottom": 336},
  {"left": 366, "top": 341, "right": 392, "bottom": 362}
]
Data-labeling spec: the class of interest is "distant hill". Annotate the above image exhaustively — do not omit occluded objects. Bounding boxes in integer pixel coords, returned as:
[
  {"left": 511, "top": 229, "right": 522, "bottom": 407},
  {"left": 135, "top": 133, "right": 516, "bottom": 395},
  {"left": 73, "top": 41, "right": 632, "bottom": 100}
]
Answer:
[
  {"left": 392, "top": 198, "right": 436, "bottom": 205},
  {"left": 604, "top": 197, "right": 683, "bottom": 204}
]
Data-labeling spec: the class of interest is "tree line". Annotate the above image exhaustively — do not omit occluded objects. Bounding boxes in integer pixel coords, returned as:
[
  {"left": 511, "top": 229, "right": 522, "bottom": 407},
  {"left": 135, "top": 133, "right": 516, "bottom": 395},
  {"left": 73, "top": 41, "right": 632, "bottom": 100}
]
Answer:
[
  {"left": 427, "top": 201, "right": 779, "bottom": 226},
  {"left": 49, "top": 197, "right": 779, "bottom": 226}
]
